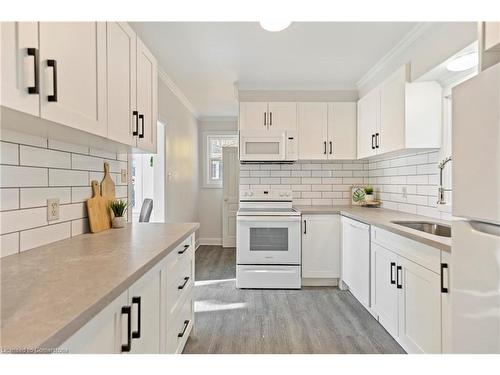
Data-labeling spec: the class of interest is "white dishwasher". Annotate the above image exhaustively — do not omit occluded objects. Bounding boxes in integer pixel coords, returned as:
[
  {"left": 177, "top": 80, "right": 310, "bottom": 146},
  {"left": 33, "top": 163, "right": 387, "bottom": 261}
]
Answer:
[{"left": 341, "top": 216, "right": 370, "bottom": 309}]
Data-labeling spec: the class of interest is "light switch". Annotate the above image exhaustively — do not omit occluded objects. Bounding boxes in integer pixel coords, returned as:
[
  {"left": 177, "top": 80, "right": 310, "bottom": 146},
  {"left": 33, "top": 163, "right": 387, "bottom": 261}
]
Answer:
[{"left": 47, "top": 198, "right": 60, "bottom": 221}]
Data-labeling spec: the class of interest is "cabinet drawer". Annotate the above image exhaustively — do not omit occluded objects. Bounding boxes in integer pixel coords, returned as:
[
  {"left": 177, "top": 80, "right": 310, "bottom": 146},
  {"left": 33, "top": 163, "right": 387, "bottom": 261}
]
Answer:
[
  {"left": 371, "top": 226, "right": 440, "bottom": 273},
  {"left": 166, "top": 296, "right": 194, "bottom": 354},
  {"left": 166, "top": 255, "right": 194, "bottom": 319},
  {"left": 166, "top": 234, "right": 194, "bottom": 269}
]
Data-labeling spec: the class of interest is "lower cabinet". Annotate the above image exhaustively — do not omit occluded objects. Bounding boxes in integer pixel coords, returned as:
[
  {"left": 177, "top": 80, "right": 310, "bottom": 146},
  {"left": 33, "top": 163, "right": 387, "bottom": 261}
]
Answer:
[
  {"left": 370, "top": 227, "right": 444, "bottom": 354},
  {"left": 60, "top": 233, "right": 195, "bottom": 354},
  {"left": 301, "top": 214, "right": 340, "bottom": 284}
]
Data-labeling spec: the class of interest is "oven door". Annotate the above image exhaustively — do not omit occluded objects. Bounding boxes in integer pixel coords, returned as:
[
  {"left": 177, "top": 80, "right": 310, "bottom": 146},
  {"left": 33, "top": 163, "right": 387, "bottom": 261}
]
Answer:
[
  {"left": 239, "top": 130, "right": 286, "bottom": 161},
  {"left": 237, "top": 216, "right": 301, "bottom": 265}
]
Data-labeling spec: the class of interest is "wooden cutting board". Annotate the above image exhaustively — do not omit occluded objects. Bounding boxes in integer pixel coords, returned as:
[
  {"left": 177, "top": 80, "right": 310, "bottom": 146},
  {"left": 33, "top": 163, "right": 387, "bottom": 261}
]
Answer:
[
  {"left": 100, "top": 162, "right": 116, "bottom": 202},
  {"left": 87, "top": 180, "right": 111, "bottom": 233}
]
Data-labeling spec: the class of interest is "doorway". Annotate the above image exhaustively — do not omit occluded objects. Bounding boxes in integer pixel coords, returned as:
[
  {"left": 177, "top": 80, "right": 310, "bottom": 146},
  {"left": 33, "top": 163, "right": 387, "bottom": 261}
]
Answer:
[
  {"left": 222, "top": 146, "right": 239, "bottom": 247},
  {"left": 131, "top": 121, "right": 166, "bottom": 222}
]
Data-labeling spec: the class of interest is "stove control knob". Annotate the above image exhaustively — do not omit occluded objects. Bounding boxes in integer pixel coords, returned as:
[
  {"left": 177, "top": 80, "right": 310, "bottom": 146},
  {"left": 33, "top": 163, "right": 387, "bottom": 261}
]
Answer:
[
  {"left": 285, "top": 192, "right": 290, "bottom": 197},
  {"left": 248, "top": 192, "right": 253, "bottom": 196}
]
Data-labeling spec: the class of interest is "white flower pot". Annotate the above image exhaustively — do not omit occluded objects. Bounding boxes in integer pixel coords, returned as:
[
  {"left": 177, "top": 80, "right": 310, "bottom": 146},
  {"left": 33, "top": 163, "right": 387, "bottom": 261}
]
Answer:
[
  {"left": 112, "top": 216, "right": 126, "bottom": 228},
  {"left": 365, "top": 194, "right": 374, "bottom": 202}
]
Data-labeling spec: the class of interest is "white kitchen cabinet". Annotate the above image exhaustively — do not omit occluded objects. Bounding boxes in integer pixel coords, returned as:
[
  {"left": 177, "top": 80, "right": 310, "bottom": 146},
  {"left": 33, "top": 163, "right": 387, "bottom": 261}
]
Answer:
[
  {"left": 357, "top": 64, "right": 442, "bottom": 159},
  {"left": 371, "top": 242, "right": 399, "bottom": 339},
  {"left": 135, "top": 38, "right": 158, "bottom": 153},
  {"left": 440, "top": 251, "right": 452, "bottom": 353},
  {"left": 298, "top": 102, "right": 357, "bottom": 160},
  {"left": 302, "top": 215, "right": 340, "bottom": 282},
  {"left": 61, "top": 291, "right": 128, "bottom": 353},
  {"left": 298, "top": 102, "right": 328, "bottom": 159},
  {"left": 106, "top": 22, "right": 136, "bottom": 146},
  {"left": 328, "top": 102, "right": 357, "bottom": 159},
  {"left": 128, "top": 264, "right": 161, "bottom": 354},
  {"left": 39, "top": 22, "right": 107, "bottom": 137},
  {"left": 341, "top": 216, "right": 370, "bottom": 308},
  {"left": 484, "top": 22, "right": 500, "bottom": 51},
  {"left": 239, "top": 102, "right": 297, "bottom": 132},
  {"left": 1, "top": 22, "right": 40, "bottom": 116}
]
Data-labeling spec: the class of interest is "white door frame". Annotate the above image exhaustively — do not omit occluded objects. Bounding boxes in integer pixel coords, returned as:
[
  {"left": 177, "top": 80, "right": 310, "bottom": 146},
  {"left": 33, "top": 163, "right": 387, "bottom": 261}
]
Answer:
[{"left": 222, "top": 147, "right": 239, "bottom": 247}]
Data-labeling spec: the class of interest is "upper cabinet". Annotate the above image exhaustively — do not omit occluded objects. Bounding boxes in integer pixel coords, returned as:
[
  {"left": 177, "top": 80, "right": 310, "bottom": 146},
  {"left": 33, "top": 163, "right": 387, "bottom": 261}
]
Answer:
[
  {"left": 239, "top": 102, "right": 297, "bottom": 132},
  {"left": 1, "top": 22, "right": 158, "bottom": 154},
  {"left": 298, "top": 102, "right": 356, "bottom": 160},
  {"left": 357, "top": 65, "right": 442, "bottom": 159}
]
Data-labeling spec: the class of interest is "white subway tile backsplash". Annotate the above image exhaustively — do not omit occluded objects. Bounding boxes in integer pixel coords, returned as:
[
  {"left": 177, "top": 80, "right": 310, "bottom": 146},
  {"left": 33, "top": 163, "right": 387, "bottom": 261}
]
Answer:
[
  {"left": 71, "top": 187, "right": 93, "bottom": 203},
  {"left": 302, "top": 163, "right": 323, "bottom": 170},
  {"left": 20, "top": 146, "right": 71, "bottom": 169},
  {"left": 280, "top": 177, "right": 301, "bottom": 184},
  {"left": 250, "top": 170, "right": 270, "bottom": 177},
  {"left": 1, "top": 189, "right": 19, "bottom": 211},
  {"left": 311, "top": 170, "right": 331, "bottom": 177},
  {"left": 20, "top": 187, "right": 71, "bottom": 208},
  {"left": 20, "top": 222, "right": 71, "bottom": 252},
  {"left": 259, "top": 164, "right": 281, "bottom": 170},
  {"left": 71, "top": 218, "right": 89, "bottom": 236},
  {"left": 417, "top": 163, "right": 438, "bottom": 175},
  {"left": 89, "top": 148, "right": 117, "bottom": 160},
  {"left": 1, "top": 142, "right": 19, "bottom": 165},
  {"left": 321, "top": 163, "right": 342, "bottom": 170},
  {"left": 1, "top": 165, "right": 48, "bottom": 187},
  {"left": 72, "top": 154, "right": 105, "bottom": 171},
  {"left": 260, "top": 177, "right": 281, "bottom": 185},
  {"left": 291, "top": 170, "right": 311, "bottom": 177},
  {"left": 48, "top": 139, "right": 89, "bottom": 155},
  {"left": 311, "top": 184, "right": 332, "bottom": 192},
  {"left": 50, "top": 169, "right": 88, "bottom": 186},
  {"left": 1, "top": 232, "right": 19, "bottom": 257},
  {"left": 116, "top": 185, "right": 128, "bottom": 199},
  {"left": 0, "top": 129, "right": 47, "bottom": 148},
  {"left": 1, "top": 207, "right": 47, "bottom": 235},
  {"left": 270, "top": 170, "right": 291, "bottom": 177}
]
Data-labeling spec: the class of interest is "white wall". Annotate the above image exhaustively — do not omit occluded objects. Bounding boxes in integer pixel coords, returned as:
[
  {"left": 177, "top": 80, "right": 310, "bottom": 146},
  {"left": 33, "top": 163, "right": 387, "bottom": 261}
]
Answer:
[
  {"left": 158, "top": 78, "right": 200, "bottom": 231},
  {"left": 197, "top": 118, "right": 238, "bottom": 245}
]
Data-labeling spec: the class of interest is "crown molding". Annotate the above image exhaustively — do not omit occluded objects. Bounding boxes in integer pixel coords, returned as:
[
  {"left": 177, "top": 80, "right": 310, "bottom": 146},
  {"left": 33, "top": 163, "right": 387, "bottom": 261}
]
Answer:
[
  {"left": 356, "top": 22, "right": 433, "bottom": 89},
  {"left": 158, "top": 66, "right": 198, "bottom": 119}
]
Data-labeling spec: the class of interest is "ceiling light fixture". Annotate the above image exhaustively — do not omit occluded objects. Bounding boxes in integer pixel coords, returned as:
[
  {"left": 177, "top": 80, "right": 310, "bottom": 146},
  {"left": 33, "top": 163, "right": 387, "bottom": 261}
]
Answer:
[
  {"left": 259, "top": 20, "right": 291, "bottom": 32},
  {"left": 446, "top": 52, "right": 478, "bottom": 72}
]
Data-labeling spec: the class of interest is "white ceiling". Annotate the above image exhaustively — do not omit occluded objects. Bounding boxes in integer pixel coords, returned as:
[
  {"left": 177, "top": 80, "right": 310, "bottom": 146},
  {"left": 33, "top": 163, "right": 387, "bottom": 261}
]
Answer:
[{"left": 130, "top": 22, "right": 419, "bottom": 118}]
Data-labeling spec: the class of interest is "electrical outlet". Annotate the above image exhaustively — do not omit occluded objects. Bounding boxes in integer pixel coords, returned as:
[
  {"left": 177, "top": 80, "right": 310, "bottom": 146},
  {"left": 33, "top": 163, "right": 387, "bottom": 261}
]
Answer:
[
  {"left": 121, "top": 169, "right": 127, "bottom": 183},
  {"left": 47, "top": 198, "right": 60, "bottom": 221},
  {"left": 401, "top": 186, "right": 408, "bottom": 199}
]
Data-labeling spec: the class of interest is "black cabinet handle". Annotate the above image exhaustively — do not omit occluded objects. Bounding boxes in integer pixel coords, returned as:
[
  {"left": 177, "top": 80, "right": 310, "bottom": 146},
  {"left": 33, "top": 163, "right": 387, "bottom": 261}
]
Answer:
[
  {"left": 138, "top": 114, "right": 145, "bottom": 139},
  {"left": 390, "top": 262, "right": 396, "bottom": 285},
  {"left": 396, "top": 265, "right": 402, "bottom": 289},
  {"left": 178, "top": 244, "right": 189, "bottom": 255},
  {"left": 441, "top": 263, "right": 449, "bottom": 293},
  {"left": 264, "top": 112, "right": 267, "bottom": 126},
  {"left": 371, "top": 134, "right": 375, "bottom": 149},
  {"left": 132, "top": 111, "right": 139, "bottom": 136},
  {"left": 47, "top": 59, "right": 57, "bottom": 102},
  {"left": 269, "top": 111, "right": 272, "bottom": 126},
  {"left": 323, "top": 141, "right": 327, "bottom": 154},
  {"left": 178, "top": 276, "right": 190, "bottom": 290},
  {"left": 131, "top": 297, "right": 141, "bottom": 339},
  {"left": 375, "top": 133, "right": 380, "bottom": 149},
  {"left": 303, "top": 220, "right": 307, "bottom": 234},
  {"left": 329, "top": 141, "right": 333, "bottom": 155},
  {"left": 121, "top": 306, "right": 132, "bottom": 352},
  {"left": 27, "top": 48, "right": 39, "bottom": 94},
  {"left": 178, "top": 320, "right": 190, "bottom": 338}
]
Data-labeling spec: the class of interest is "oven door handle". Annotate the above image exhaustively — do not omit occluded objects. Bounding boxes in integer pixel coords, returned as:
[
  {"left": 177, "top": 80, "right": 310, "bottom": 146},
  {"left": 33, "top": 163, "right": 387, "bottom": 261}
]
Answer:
[{"left": 236, "top": 216, "right": 301, "bottom": 222}]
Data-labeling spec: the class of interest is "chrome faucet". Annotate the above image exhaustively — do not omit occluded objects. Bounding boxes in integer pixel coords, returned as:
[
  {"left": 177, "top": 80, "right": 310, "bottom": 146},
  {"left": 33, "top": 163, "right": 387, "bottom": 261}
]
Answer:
[{"left": 437, "top": 156, "right": 452, "bottom": 205}]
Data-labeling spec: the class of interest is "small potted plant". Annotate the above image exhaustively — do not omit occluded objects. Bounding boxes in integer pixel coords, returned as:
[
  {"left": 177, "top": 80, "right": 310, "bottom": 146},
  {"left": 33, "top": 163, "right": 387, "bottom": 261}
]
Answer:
[
  {"left": 109, "top": 200, "right": 127, "bottom": 228},
  {"left": 364, "top": 186, "right": 374, "bottom": 202}
]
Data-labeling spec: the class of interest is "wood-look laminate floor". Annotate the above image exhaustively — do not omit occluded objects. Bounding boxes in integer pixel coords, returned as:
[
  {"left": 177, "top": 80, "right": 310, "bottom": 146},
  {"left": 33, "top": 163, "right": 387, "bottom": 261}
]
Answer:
[{"left": 183, "top": 245, "right": 404, "bottom": 354}]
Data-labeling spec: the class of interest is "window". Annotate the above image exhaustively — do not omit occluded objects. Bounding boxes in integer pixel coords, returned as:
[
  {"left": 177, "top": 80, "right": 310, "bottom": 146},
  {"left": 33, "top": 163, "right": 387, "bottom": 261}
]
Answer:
[{"left": 204, "top": 134, "right": 238, "bottom": 187}]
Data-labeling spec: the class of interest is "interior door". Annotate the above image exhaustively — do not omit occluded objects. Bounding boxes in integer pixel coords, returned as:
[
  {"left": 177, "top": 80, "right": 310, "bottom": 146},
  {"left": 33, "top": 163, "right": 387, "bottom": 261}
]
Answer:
[
  {"left": 357, "top": 89, "right": 379, "bottom": 159},
  {"left": 268, "top": 102, "right": 297, "bottom": 131},
  {"left": 106, "top": 22, "right": 136, "bottom": 146},
  {"left": 128, "top": 265, "right": 161, "bottom": 354},
  {"left": 298, "top": 102, "right": 328, "bottom": 160},
  {"left": 302, "top": 215, "right": 340, "bottom": 278},
  {"left": 39, "top": 22, "right": 107, "bottom": 137},
  {"left": 398, "top": 256, "right": 441, "bottom": 354},
  {"left": 371, "top": 242, "right": 399, "bottom": 338},
  {"left": 222, "top": 147, "right": 239, "bottom": 247},
  {"left": 328, "top": 102, "right": 357, "bottom": 159},
  {"left": 1, "top": 22, "right": 40, "bottom": 116},
  {"left": 136, "top": 38, "right": 157, "bottom": 153},
  {"left": 239, "top": 102, "right": 268, "bottom": 131}
]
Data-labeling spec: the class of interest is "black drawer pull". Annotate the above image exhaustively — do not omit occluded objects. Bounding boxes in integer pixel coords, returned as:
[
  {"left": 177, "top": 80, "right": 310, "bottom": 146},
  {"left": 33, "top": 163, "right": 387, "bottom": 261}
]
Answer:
[
  {"left": 178, "top": 276, "right": 190, "bottom": 290},
  {"left": 303, "top": 220, "right": 307, "bottom": 234},
  {"left": 375, "top": 133, "right": 380, "bottom": 149},
  {"left": 329, "top": 141, "right": 333, "bottom": 155},
  {"left": 178, "top": 244, "right": 189, "bottom": 255},
  {"left": 264, "top": 112, "right": 267, "bottom": 126},
  {"left": 121, "top": 305, "right": 132, "bottom": 352},
  {"left": 138, "top": 114, "right": 145, "bottom": 139},
  {"left": 390, "top": 262, "right": 396, "bottom": 285},
  {"left": 27, "top": 48, "right": 39, "bottom": 94},
  {"left": 441, "top": 263, "right": 449, "bottom": 293},
  {"left": 131, "top": 296, "right": 141, "bottom": 339},
  {"left": 396, "top": 265, "right": 402, "bottom": 289},
  {"left": 47, "top": 59, "right": 57, "bottom": 102},
  {"left": 132, "top": 110, "right": 139, "bottom": 136},
  {"left": 178, "top": 320, "right": 190, "bottom": 338},
  {"left": 323, "top": 141, "right": 327, "bottom": 154},
  {"left": 371, "top": 134, "right": 375, "bottom": 149}
]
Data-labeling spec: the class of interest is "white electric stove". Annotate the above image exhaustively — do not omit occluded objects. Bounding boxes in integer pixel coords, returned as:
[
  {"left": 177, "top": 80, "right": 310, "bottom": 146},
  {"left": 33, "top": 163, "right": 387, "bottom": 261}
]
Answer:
[{"left": 236, "top": 189, "right": 301, "bottom": 289}]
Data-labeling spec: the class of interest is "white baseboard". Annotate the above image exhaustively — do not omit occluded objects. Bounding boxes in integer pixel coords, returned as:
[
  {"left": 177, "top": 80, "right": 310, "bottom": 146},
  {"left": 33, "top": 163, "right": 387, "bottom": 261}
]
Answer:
[
  {"left": 301, "top": 278, "right": 339, "bottom": 287},
  {"left": 198, "top": 237, "right": 222, "bottom": 246}
]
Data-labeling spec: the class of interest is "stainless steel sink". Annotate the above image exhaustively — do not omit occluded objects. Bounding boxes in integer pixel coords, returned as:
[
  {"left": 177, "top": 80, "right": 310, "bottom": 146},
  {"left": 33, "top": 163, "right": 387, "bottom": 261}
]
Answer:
[{"left": 391, "top": 221, "right": 451, "bottom": 238}]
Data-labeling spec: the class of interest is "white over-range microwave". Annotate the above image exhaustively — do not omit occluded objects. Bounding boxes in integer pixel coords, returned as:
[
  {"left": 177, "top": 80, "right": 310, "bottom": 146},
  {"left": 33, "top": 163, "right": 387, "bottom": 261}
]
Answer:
[{"left": 239, "top": 129, "right": 298, "bottom": 162}]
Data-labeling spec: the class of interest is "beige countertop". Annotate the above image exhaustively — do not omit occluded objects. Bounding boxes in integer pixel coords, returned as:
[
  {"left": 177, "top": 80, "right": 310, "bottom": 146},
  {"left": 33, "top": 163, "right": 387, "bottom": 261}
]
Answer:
[
  {"left": 1, "top": 222, "right": 199, "bottom": 351},
  {"left": 294, "top": 205, "right": 451, "bottom": 252}
]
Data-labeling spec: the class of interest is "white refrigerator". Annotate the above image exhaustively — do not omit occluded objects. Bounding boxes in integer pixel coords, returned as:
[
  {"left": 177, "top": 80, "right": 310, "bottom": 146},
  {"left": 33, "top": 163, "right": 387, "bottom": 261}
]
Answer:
[{"left": 451, "top": 62, "right": 500, "bottom": 353}]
